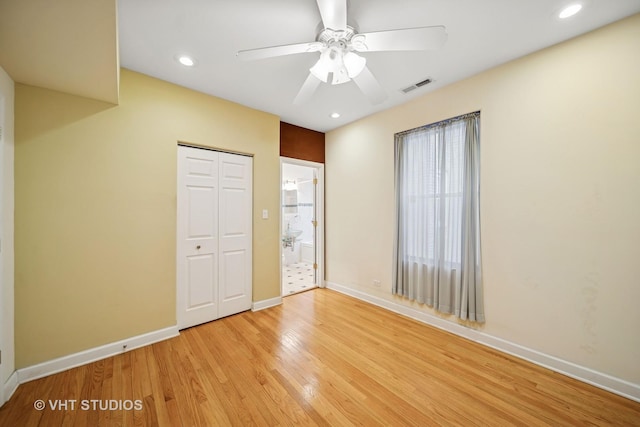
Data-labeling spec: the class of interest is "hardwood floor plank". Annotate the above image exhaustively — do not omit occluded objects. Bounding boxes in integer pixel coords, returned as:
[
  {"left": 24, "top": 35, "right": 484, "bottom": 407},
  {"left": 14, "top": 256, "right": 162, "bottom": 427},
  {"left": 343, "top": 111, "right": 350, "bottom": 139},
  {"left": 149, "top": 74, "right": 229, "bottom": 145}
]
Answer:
[
  {"left": 120, "top": 352, "right": 135, "bottom": 426},
  {"left": 1, "top": 289, "right": 639, "bottom": 426},
  {"left": 97, "top": 356, "right": 114, "bottom": 426},
  {"left": 149, "top": 341, "right": 183, "bottom": 427},
  {"left": 165, "top": 337, "right": 203, "bottom": 426},
  {"left": 109, "top": 353, "right": 124, "bottom": 426},
  {"left": 142, "top": 345, "right": 172, "bottom": 426}
]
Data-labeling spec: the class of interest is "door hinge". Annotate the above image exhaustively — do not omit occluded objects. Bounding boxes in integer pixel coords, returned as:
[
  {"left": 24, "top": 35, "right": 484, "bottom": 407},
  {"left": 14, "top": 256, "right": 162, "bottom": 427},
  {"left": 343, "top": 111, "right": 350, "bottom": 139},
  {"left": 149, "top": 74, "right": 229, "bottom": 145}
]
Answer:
[
  {"left": 313, "top": 178, "right": 318, "bottom": 185},
  {"left": 312, "top": 220, "right": 318, "bottom": 227},
  {"left": 313, "top": 263, "right": 318, "bottom": 270}
]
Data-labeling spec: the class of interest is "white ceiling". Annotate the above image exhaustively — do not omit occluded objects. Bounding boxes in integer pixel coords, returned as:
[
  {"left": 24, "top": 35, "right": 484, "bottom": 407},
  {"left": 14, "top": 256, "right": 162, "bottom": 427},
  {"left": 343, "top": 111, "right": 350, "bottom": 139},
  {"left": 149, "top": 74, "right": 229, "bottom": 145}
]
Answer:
[
  {"left": 121, "top": 1, "right": 638, "bottom": 132},
  {"left": 118, "top": 0, "right": 640, "bottom": 132}
]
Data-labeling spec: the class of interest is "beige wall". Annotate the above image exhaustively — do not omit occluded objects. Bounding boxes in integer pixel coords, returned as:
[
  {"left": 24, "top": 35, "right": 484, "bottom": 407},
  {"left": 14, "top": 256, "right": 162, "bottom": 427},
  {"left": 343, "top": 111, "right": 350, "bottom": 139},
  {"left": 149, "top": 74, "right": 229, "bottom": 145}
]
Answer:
[
  {"left": 326, "top": 14, "right": 640, "bottom": 383},
  {"left": 15, "top": 69, "right": 280, "bottom": 368},
  {"left": 0, "top": 65, "right": 15, "bottom": 388}
]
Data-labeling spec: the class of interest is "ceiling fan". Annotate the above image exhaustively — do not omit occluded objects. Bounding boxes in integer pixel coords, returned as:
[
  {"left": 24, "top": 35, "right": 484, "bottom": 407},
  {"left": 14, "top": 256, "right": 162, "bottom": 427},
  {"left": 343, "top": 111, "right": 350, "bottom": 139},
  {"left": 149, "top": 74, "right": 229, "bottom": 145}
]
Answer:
[{"left": 236, "top": 0, "right": 447, "bottom": 105}]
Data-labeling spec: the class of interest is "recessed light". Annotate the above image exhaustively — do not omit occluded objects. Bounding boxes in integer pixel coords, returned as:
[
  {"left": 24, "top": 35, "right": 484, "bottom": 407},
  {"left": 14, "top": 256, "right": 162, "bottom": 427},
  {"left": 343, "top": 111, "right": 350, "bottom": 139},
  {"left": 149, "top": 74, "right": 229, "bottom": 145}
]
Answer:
[
  {"left": 330, "top": 112, "right": 340, "bottom": 119},
  {"left": 177, "top": 55, "right": 195, "bottom": 67},
  {"left": 558, "top": 3, "right": 582, "bottom": 19}
]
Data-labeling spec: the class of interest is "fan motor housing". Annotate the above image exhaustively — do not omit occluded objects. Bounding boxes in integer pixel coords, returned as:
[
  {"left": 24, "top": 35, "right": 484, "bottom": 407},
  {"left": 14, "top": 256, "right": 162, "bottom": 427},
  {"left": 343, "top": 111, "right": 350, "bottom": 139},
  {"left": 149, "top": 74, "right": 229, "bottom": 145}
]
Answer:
[{"left": 317, "top": 26, "right": 356, "bottom": 45}]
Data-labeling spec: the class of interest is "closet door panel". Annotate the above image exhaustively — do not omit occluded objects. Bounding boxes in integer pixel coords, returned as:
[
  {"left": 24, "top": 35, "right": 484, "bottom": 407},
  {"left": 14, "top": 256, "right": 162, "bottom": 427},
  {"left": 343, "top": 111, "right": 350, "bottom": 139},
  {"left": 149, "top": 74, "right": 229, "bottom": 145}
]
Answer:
[
  {"left": 218, "top": 152, "right": 253, "bottom": 318},
  {"left": 177, "top": 147, "right": 219, "bottom": 329}
]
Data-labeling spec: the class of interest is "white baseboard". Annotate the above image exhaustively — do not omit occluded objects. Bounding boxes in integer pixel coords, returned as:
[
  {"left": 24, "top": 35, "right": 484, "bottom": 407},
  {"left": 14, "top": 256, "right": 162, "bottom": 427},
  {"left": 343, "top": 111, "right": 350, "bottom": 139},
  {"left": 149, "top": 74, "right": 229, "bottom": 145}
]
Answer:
[
  {"left": 326, "top": 281, "right": 640, "bottom": 403},
  {"left": 18, "top": 326, "right": 179, "bottom": 384},
  {"left": 252, "top": 296, "right": 282, "bottom": 312},
  {"left": 2, "top": 370, "right": 18, "bottom": 405}
]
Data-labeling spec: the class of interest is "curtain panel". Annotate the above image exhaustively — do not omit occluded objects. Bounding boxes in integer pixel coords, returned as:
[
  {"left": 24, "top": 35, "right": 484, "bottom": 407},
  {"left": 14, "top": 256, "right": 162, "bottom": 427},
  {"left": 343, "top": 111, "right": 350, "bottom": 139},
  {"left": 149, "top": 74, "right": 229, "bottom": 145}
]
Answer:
[{"left": 393, "top": 112, "right": 484, "bottom": 322}]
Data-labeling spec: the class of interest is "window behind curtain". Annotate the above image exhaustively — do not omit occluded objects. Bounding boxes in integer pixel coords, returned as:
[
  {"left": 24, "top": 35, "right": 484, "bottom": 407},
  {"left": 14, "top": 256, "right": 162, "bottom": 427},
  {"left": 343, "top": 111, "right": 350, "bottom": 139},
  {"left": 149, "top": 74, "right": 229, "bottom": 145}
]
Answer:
[
  {"left": 402, "top": 120, "right": 465, "bottom": 268},
  {"left": 393, "top": 111, "right": 484, "bottom": 322}
]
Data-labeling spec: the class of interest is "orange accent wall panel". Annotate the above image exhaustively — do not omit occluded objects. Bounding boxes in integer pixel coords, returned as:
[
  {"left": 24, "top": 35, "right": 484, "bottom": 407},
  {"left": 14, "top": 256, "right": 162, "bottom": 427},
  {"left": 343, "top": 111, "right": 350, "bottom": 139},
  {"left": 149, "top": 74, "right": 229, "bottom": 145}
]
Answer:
[{"left": 280, "top": 122, "right": 325, "bottom": 163}]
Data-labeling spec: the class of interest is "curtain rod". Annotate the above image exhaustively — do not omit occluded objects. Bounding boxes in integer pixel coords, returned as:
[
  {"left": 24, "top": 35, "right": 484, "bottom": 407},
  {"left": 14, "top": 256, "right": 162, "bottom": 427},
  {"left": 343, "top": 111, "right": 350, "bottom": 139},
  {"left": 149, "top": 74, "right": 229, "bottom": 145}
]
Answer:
[{"left": 395, "top": 110, "right": 480, "bottom": 138}]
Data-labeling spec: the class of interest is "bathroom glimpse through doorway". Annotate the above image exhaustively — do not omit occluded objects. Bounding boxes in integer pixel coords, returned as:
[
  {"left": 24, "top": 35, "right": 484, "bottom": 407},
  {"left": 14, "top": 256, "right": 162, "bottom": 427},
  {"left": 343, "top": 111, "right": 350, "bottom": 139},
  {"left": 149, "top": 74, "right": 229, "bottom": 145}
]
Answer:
[{"left": 280, "top": 158, "right": 324, "bottom": 297}]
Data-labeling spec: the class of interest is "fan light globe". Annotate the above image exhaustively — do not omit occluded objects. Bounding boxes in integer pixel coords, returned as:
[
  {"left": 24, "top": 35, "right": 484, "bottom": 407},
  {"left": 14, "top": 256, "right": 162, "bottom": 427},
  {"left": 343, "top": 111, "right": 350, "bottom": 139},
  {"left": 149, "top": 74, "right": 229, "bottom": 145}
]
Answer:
[
  {"left": 344, "top": 52, "right": 366, "bottom": 78},
  {"left": 310, "top": 50, "right": 332, "bottom": 83}
]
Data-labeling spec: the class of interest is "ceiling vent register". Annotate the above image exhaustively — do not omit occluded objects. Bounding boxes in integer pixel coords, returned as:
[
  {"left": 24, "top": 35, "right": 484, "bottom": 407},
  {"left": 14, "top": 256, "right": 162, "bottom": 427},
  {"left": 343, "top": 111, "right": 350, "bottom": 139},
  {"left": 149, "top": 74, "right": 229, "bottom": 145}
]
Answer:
[{"left": 401, "top": 78, "right": 433, "bottom": 93}]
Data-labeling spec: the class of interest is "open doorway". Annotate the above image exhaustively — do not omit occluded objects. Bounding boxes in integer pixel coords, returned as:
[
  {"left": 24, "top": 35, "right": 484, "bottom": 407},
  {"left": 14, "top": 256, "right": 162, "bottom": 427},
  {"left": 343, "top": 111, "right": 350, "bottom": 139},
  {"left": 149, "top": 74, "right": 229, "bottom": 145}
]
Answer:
[{"left": 281, "top": 158, "right": 324, "bottom": 296}]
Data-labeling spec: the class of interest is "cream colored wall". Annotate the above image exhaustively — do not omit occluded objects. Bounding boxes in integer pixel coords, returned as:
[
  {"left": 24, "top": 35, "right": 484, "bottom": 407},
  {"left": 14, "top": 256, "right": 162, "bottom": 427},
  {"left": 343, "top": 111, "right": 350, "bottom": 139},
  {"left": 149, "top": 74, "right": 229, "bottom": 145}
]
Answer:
[
  {"left": 15, "top": 69, "right": 280, "bottom": 368},
  {"left": 326, "top": 14, "right": 640, "bottom": 383},
  {"left": 0, "top": 65, "right": 15, "bottom": 389}
]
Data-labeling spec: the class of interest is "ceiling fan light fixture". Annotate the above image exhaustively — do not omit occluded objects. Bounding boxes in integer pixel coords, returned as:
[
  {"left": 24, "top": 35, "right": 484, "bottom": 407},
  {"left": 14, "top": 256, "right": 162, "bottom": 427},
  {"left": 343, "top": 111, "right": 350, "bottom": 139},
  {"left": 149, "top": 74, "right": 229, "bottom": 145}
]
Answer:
[
  {"left": 310, "top": 47, "right": 366, "bottom": 85},
  {"left": 236, "top": 1, "right": 449, "bottom": 104},
  {"left": 310, "top": 47, "right": 350, "bottom": 85}
]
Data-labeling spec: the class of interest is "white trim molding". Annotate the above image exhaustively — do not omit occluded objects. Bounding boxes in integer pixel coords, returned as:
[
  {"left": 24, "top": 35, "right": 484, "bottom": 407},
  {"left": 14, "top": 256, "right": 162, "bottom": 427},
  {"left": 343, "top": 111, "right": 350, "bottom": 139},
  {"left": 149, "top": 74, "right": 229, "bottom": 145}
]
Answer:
[
  {"left": 326, "top": 281, "right": 640, "bottom": 403},
  {"left": 252, "top": 296, "right": 282, "bottom": 312},
  {"left": 2, "top": 370, "right": 18, "bottom": 405},
  {"left": 18, "top": 326, "right": 179, "bottom": 384}
]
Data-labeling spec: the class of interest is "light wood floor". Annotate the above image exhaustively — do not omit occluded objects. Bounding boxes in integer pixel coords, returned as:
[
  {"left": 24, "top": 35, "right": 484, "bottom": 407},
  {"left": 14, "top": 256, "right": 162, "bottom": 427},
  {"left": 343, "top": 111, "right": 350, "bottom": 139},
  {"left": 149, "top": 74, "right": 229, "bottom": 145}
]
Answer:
[{"left": 1, "top": 289, "right": 639, "bottom": 426}]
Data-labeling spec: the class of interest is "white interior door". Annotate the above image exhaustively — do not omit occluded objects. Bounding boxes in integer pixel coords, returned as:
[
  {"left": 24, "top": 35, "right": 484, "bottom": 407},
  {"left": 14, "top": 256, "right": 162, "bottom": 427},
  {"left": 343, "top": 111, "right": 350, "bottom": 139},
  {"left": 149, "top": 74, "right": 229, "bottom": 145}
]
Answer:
[
  {"left": 177, "top": 146, "right": 219, "bottom": 329},
  {"left": 177, "top": 146, "right": 253, "bottom": 329},
  {"left": 218, "top": 153, "right": 252, "bottom": 317}
]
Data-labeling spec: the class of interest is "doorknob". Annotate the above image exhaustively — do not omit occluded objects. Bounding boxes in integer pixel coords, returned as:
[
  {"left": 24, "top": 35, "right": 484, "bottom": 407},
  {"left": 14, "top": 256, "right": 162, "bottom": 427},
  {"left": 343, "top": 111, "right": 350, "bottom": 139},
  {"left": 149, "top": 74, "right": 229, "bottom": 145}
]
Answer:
[{"left": 196, "top": 245, "right": 201, "bottom": 250}]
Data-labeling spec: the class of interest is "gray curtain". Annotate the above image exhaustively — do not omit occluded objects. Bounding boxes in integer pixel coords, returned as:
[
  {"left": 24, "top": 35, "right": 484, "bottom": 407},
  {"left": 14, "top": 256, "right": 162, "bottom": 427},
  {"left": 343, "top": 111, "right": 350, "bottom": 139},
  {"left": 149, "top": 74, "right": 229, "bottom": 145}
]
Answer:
[{"left": 393, "top": 112, "right": 484, "bottom": 322}]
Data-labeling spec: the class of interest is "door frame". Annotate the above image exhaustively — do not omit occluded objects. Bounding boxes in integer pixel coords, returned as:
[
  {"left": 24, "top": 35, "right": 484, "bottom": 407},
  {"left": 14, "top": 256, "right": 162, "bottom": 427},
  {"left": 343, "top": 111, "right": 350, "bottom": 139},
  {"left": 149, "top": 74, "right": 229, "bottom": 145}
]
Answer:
[
  {"left": 280, "top": 157, "right": 325, "bottom": 294},
  {"left": 0, "top": 83, "right": 4, "bottom": 406},
  {"left": 0, "top": 72, "right": 15, "bottom": 406}
]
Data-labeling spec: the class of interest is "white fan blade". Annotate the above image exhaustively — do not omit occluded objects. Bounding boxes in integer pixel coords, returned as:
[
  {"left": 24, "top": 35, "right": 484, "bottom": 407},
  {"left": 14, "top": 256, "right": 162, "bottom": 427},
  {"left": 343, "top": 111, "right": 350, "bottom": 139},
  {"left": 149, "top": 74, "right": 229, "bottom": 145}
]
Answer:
[
  {"left": 352, "top": 65, "right": 387, "bottom": 105},
  {"left": 237, "top": 42, "right": 322, "bottom": 61},
  {"left": 316, "top": 0, "right": 347, "bottom": 31},
  {"left": 294, "top": 73, "right": 322, "bottom": 104},
  {"left": 355, "top": 26, "right": 447, "bottom": 52}
]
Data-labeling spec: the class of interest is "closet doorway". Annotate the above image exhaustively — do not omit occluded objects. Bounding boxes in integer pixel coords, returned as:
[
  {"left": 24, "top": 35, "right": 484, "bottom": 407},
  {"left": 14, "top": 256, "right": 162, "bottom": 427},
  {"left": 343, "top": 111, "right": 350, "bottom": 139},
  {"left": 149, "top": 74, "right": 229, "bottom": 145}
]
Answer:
[
  {"left": 281, "top": 158, "right": 324, "bottom": 296},
  {"left": 177, "top": 145, "right": 253, "bottom": 329}
]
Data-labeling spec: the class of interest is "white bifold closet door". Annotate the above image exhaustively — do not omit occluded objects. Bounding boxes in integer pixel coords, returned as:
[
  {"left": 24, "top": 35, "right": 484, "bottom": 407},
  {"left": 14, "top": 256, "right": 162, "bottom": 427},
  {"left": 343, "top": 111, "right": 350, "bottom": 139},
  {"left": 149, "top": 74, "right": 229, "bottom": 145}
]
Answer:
[{"left": 177, "top": 145, "right": 252, "bottom": 329}]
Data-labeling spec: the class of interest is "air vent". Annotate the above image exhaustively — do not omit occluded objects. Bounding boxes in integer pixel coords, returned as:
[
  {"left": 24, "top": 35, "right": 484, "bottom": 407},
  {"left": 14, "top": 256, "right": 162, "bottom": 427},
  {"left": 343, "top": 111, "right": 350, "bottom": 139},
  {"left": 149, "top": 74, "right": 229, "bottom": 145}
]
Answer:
[{"left": 401, "top": 78, "right": 433, "bottom": 94}]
